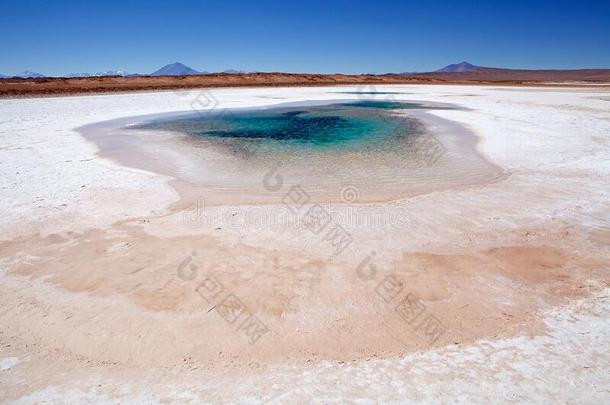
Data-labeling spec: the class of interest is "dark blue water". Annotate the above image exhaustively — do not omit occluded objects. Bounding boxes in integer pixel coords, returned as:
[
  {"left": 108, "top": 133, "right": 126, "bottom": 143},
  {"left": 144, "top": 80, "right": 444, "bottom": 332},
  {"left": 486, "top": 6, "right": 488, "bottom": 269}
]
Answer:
[{"left": 136, "top": 100, "right": 443, "bottom": 150}]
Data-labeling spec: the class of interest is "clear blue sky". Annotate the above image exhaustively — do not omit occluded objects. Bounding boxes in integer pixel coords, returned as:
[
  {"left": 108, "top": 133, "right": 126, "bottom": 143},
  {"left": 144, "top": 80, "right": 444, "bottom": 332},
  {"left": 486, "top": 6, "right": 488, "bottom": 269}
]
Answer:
[{"left": 1, "top": 0, "right": 609, "bottom": 76}]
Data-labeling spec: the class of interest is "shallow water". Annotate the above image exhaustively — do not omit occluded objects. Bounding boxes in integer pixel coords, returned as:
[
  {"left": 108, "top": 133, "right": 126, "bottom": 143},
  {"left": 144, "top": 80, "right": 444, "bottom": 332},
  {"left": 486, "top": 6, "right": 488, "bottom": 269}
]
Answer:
[
  {"left": 82, "top": 99, "right": 502, "bottom": 205},
  {"left": 136, "top": 101, "right": 435, "bottom": 152}
]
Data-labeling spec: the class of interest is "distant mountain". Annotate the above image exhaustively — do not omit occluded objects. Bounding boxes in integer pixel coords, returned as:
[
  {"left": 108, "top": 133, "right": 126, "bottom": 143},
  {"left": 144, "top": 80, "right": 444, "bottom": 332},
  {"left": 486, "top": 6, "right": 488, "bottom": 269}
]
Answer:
[
  {"left": 67, "top": 70, "right": 134, "bottom": 78},
  {"left": 66, "top": 73, "right": 93, "bottom": 78},
  {"left": 416, "top": 64, "right": 610, "bottom": 82},
  {"left": 436, "top": 62, "right": 478, "bottom": 73},
  {"left": 151, "top": 62, "right": 201, "bottom": 76},
  {"left": 16, "top": 70, "right": 46, "bottom": 78},
  {"left": 0, "top": 74, "right": 8, "bottom": 79},
  {"left": 97, "top": 70, "right": 131, "bottom": 77}
]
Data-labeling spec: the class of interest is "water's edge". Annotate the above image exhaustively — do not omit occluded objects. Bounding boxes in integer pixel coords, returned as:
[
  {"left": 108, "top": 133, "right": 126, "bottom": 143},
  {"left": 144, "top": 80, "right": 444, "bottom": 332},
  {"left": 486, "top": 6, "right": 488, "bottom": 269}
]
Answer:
[{"left": 77, "top": 99, "right": 505, "bottom": 206}]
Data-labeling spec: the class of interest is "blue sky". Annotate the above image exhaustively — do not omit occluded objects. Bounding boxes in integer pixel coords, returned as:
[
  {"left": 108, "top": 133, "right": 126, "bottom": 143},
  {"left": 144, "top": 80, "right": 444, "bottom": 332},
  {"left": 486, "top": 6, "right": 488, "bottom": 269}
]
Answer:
[{"left": 1, "top": 0, "right": 609, "bottom": 76}]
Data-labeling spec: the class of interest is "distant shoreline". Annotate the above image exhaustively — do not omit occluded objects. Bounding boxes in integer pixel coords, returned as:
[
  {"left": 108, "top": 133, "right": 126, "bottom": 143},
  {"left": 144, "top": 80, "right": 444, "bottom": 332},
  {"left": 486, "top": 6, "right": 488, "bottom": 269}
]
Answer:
[{"left": 2, "top": 71, "right": 610, "bottom": 98}]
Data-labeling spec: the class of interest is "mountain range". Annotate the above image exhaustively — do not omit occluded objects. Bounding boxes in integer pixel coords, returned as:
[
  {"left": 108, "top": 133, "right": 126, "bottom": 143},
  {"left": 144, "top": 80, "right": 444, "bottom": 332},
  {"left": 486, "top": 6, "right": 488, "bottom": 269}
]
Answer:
[
  {"left": 0, "top": 63, "right": 259, "bottom": 78},
  {"left": 2, "top": 62, "right": 610, "bottom": 82},
  {"left": 416, "top": 62, "right": 610, "bottom": 81},
  {"left": 0, "top": 70, "right": 47, "bottom": 79},
  {"left": 66, "top": 70, "right": 135, "bottom": 78}
]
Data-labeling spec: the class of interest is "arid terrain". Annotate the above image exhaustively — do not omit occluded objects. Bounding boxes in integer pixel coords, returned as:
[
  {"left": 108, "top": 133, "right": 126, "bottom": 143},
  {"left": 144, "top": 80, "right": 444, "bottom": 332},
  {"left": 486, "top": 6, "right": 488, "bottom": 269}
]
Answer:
[
  {"left": 415, "top": 66, "right": 610, "bottom": 81},
  {"left": 1, "top": 68, "right": 610, "bottom": 97},
  {"left": 0, "top": 73, "right": 439, "bottom": 97},
  {"left": 0, "top": 85, "right": 609, "bottom": 403}
]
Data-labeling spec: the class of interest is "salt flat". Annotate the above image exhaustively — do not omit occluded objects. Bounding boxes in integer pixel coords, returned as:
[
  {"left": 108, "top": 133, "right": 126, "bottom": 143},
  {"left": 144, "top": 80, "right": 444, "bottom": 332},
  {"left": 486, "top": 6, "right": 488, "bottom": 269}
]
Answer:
[{"left": 1, "top": 85, "right": 609, "bottom": 403}]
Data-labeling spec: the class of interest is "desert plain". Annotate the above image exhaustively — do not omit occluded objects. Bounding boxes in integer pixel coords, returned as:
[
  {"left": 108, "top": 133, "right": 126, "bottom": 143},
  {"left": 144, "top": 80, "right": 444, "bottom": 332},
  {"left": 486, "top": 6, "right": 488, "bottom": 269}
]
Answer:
[{"left": 0, "top": 84, "right": 609, "bottom": 403}]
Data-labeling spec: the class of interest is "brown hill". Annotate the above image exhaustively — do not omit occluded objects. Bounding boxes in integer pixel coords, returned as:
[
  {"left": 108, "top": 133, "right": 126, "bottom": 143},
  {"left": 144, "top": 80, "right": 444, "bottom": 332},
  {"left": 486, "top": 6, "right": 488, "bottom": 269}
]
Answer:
[
  {"left": 0, "top": 73, "right": 442, "bottom": 97},
  {"left": 416, "top": 66, "right": 610, "bottom": 82},
  {"left": 1, "top": 69, "right": 609, "bottom": 98}
]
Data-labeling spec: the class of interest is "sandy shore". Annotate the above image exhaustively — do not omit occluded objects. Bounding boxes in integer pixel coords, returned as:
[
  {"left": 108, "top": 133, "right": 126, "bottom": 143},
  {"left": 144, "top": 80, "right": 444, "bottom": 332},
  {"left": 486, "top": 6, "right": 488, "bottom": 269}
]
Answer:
[{"left": 1, "top": 85, "right": 609, "bottom": 403}]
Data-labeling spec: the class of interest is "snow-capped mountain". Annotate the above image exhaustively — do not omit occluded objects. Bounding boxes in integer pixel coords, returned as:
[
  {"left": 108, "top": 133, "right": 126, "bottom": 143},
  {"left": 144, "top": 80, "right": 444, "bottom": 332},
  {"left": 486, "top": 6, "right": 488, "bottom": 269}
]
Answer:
[
  {"left": 0, "top": 71, "right": 47, "bottom": 79},
  {"left": 221, "top": 69, "right": 259, "bottom": 74},
  {"left": 16, "top": 71, "right": 46, "bottom": 78},
  {"left": 66, "top": 70, "right": 133, "bottom": 78}
]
